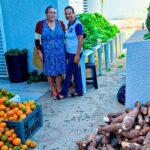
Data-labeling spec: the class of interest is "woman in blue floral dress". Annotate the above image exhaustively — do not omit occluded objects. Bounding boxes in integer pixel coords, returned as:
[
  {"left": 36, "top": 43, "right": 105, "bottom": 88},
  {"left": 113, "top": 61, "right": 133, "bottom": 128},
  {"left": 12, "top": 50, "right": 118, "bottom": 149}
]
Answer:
[{"left": 35, "top": 6, "right": 66, "bottom": 97}]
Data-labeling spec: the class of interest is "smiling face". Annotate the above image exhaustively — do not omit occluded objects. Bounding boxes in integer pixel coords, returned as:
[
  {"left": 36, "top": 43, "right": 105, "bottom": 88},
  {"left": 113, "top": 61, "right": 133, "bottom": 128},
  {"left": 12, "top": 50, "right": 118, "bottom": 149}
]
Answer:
[
  {"left": 46, "top": 8, "right": 56, "bottom": 22},
  {"left": 65, "top": 8, "right": 75, "bottom": 23}
]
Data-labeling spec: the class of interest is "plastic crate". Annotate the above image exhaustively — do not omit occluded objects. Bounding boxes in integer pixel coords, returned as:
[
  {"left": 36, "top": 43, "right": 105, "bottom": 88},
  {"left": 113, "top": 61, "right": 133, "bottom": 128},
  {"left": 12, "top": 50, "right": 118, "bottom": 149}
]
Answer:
[
  {"left": 4, "top": 105, "right": 43, "bottom": 143},
  {"left": 9, "top": 94, "right": 21, "bottom": 102}
]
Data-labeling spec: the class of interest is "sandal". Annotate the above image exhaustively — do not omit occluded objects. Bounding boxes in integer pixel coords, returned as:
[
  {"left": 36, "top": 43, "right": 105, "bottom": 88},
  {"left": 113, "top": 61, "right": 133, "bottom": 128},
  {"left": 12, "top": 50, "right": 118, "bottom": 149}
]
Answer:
[
  {"left": 54, "top": 94, "right": 67, "bottom": 100},
  {"left": 70, "top": 92, "right": 83, "bottom": 97}
]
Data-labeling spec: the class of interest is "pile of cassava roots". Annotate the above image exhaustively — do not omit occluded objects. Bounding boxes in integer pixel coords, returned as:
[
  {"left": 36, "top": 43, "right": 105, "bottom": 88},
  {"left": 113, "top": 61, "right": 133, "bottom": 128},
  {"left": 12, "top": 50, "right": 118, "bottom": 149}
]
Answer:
[{"left": 77, "top": 101, "right": 150, "bottom": 150}]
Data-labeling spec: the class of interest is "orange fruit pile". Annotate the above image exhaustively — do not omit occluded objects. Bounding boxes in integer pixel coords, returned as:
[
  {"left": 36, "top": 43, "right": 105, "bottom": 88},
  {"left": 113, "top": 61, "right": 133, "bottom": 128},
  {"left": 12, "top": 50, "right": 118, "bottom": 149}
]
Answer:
[
  {"left": 0, "top": 89, "right": 15, "bottom": 100},
  {"left": 0, "top": 122, "right": 36, "bottom": 150},
  {"left": 0, "top": 100, "right": 39, "bottom": 122}
]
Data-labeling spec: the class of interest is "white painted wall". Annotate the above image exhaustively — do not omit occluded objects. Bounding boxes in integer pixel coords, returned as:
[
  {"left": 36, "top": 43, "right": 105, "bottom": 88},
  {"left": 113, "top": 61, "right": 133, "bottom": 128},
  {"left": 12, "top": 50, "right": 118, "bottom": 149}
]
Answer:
[
  {"left": 69, "top": 0, "right": 83, "bottom": 14},
  {"left": 88, "top": 0, "right": 101, "bottom": 13},
  {"left": 103, "top": 0, "right": 149, "bottom": 19},
  {"left": 87, "top": 0, "right": 149, "bottom": 19}
]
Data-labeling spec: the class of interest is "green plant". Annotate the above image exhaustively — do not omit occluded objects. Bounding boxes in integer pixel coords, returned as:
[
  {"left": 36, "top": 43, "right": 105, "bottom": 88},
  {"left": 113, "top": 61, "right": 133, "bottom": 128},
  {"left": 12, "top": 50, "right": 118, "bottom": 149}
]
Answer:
[
  {"left": 146, "top": 4, "right": 150, "bottom": 32},
  {"left": 5, "top": 48, "right": 28, "bottom": 56},
  {"left": 117, "top": 64, "right": 123, "bottom": 68},
  {"left": 143, "top": 32, "right": 150, "bottom": 40},
  {"left": 144, "top": 4, "right": 150, "bottom": 40},
  {"left": 118, "top": 53, "right": 126, "bottom": 59},
  {"left": 106, "top": 67, "right": 111, "bottom": 72}
]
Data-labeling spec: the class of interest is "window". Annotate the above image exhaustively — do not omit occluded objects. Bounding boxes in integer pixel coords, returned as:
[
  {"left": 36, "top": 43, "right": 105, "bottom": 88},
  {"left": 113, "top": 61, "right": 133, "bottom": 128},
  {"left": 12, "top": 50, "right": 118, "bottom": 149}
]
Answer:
[{"left": 83, "top": 0, "right": 88, "bottom": 12}]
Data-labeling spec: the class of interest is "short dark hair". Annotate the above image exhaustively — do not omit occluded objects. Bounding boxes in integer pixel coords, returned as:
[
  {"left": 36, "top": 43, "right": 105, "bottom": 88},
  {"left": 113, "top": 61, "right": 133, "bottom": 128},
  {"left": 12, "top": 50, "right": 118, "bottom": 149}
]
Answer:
[
  {"left": 65, "top": 6, "right": 75, "bottom": 13},
  {"left": 45, "top": 5, "right": 56, "bottom": 14}
]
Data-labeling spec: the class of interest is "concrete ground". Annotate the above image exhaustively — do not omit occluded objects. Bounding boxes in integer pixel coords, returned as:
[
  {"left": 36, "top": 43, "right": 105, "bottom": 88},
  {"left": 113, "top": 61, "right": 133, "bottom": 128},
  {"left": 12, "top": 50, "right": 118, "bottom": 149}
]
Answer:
[{"left": 33, "top": 57, "right": 126, "bottom": 150}]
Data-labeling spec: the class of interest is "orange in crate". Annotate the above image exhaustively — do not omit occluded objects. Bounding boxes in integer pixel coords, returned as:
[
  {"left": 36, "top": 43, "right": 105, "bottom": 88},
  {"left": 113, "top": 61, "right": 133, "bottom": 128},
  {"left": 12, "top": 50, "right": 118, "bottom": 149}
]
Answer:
[
  {"left": 5, "top": 130, "right": 12, "bottom": 137},
  {"left": 0, "top": 122, "right": 6, "bottom": 128},
  {"left": 12, "top": 138, "right": 21, "bottom": 146},
  {"left": 1, "top": 145, "right": 9, "bottom": 150}
]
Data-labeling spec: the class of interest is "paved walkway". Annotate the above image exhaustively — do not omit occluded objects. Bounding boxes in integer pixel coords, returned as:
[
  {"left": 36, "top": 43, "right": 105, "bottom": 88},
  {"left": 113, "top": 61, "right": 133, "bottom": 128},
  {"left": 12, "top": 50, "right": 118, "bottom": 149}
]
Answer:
[{"left": 33, "top": 58, "right": 126, "bottom": 150}]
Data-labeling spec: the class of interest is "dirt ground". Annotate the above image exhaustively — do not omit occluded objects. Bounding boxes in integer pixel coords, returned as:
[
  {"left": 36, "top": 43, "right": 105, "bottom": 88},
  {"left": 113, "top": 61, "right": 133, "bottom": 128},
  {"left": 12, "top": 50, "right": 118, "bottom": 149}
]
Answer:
[{"left": 33, "top": 57, "right": 126, "bottom": 150}]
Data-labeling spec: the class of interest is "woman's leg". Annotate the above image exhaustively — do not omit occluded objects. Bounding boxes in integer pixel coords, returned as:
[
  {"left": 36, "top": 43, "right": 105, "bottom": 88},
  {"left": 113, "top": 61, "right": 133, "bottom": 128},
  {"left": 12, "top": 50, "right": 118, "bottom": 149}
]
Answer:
[
  {"left": 47, "top": 76, "right": 57, "bottom": 95},
  {"left": 59, "top": 54, "right": 78, "bottom": 97},
  {"left": 55, "top": 75, "right": 62, "bottom": 93},
  {"left": 73, "top": 65, "right": 83, "bottom": 94}
]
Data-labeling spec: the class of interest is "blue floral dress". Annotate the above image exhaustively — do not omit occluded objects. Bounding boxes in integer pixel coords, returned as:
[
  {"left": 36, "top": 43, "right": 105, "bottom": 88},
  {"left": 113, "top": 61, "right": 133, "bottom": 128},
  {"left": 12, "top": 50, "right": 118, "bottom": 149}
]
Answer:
[{"left": 41, "top": 20, "right": 66, "bottom": 76}]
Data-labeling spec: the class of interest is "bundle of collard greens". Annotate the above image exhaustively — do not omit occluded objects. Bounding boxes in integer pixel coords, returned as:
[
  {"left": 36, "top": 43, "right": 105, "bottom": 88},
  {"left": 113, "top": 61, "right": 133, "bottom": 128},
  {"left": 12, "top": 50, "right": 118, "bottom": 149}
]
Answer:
[{"left": 79, "top": 13, "right": 120, "bottom": 50}]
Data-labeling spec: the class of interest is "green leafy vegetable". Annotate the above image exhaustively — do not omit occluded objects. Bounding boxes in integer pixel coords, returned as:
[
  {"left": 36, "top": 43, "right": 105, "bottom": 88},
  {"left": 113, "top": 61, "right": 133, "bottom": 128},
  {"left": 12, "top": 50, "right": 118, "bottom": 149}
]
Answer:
[{"left": 79, "top": 13, "right": 120, "bottom": 50}]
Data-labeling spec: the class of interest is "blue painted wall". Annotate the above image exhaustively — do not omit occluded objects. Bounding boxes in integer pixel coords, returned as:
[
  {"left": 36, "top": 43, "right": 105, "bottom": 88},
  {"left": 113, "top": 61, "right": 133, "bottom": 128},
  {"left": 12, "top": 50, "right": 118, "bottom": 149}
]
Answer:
[
  {"left": 1, "top": 0, "right": 69, "bottom": 71},
  {"left": 56, "top": 0, "right": 69, "bottom": 25}
]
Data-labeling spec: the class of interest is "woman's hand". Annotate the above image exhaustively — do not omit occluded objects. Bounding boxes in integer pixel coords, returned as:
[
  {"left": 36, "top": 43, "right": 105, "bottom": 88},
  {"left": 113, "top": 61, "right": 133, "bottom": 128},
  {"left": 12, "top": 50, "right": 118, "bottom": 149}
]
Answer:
[
  {"left": 74, "top": 54, "right": 80, "bottom": 63},
  {"left": 74, "top": 34, "right": 83, "bottom": 63},
  {"left": 37, "top": 50, "right": 43, "bottom": 61}
]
